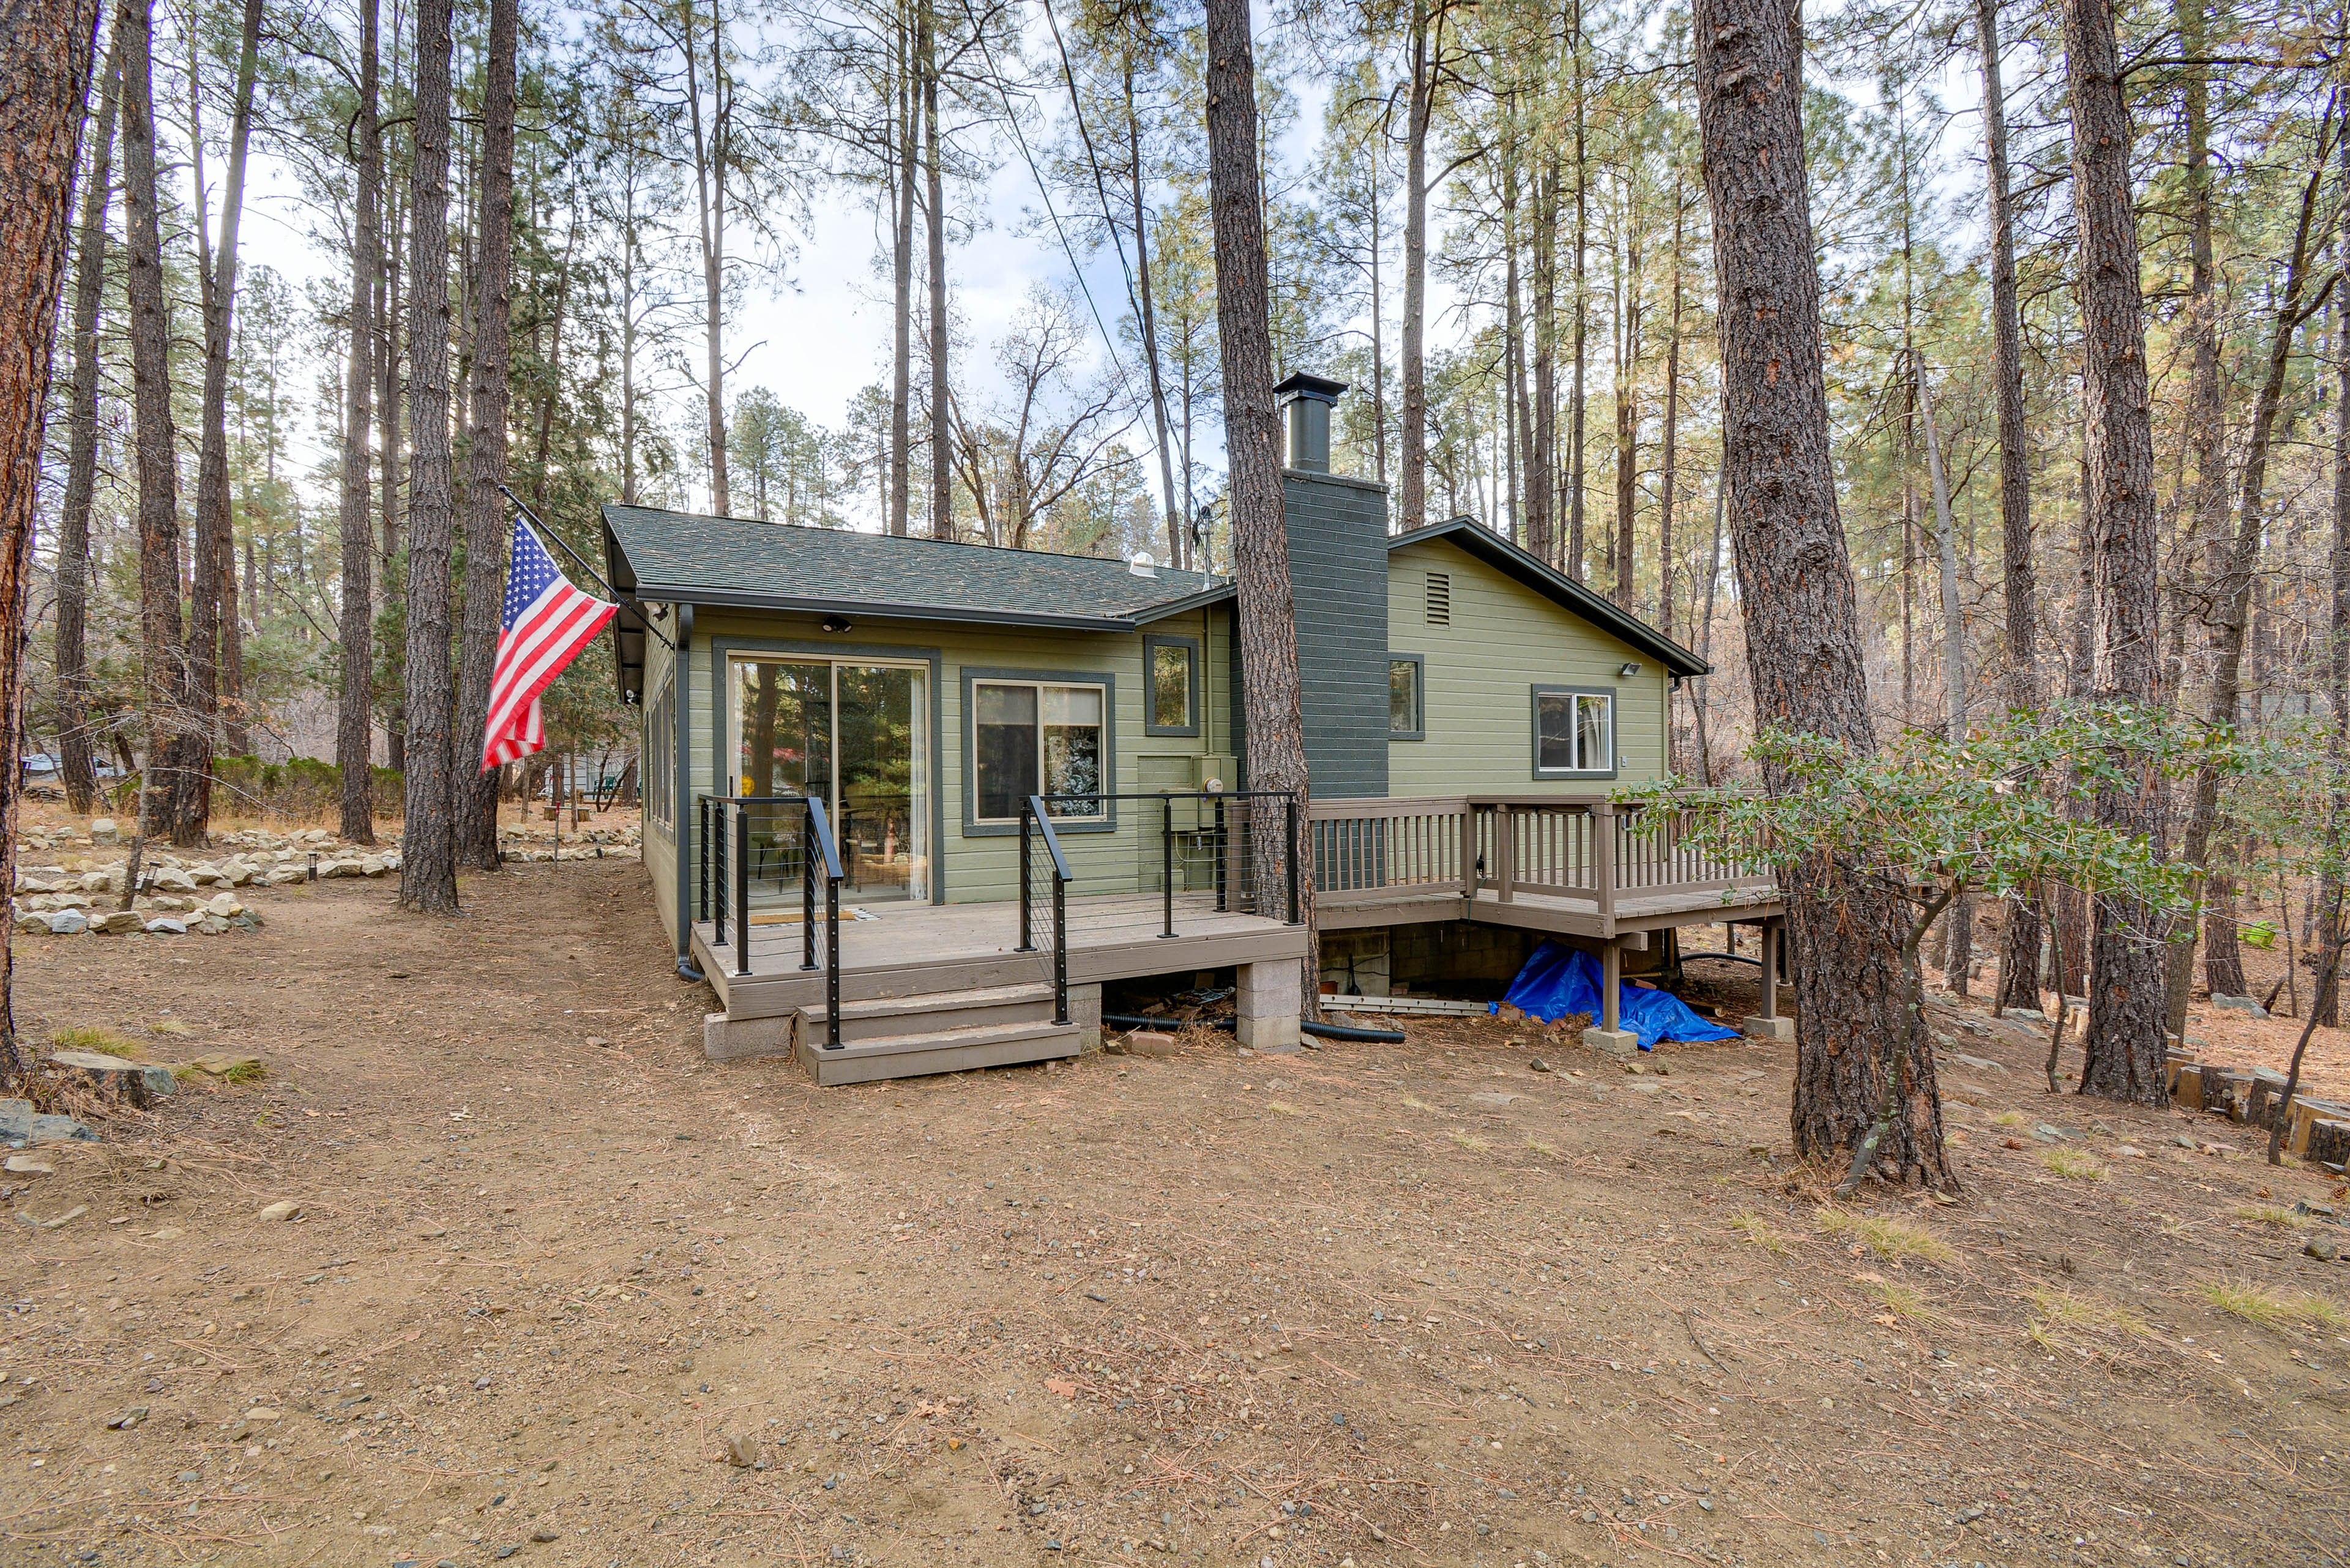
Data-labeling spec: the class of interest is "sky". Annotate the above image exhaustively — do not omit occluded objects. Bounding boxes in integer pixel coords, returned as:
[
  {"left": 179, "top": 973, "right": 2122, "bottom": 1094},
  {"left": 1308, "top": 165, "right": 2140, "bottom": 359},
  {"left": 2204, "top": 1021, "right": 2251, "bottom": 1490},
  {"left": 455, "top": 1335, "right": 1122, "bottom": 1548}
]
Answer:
[{"left": 222, "top": 2, "right": 1987, "bottom": 536}]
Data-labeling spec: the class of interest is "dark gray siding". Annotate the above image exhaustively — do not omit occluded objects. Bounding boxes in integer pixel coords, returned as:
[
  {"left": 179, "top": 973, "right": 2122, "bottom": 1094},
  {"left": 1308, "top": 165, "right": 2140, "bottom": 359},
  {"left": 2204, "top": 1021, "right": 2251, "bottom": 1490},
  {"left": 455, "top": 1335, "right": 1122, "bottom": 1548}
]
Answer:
[{"left": 1281, "top": 469, "right": 1390, "bottom": 799}]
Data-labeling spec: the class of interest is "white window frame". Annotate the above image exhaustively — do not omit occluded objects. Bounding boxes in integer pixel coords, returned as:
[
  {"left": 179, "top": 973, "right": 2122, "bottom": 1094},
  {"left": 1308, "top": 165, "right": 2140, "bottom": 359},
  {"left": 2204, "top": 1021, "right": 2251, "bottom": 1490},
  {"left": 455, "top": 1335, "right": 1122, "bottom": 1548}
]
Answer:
[{"left": 1531, "top": 685, "right": 1616, "bottom": 779}]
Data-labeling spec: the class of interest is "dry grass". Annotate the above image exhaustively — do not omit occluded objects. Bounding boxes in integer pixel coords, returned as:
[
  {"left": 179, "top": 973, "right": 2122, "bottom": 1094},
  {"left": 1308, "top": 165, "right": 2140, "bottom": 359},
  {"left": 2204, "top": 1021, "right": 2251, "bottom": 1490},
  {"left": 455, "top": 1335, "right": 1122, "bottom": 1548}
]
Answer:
[
  {"left": 1730, "top": 1211, "right": 1796, "bottom": 1254},
  {"left": 1816, "top": 1208, "right": 1957, "bottom": 1266},
  {"left": 2232, "top": 1204, "right": 2308, "bottom": 1230},
  {"left": 1400, "top": 1096, "right": 1434, "bottom": 1112},
  {"left": 1992, "top": 1110, "right": 2029, "bottom": 1129},
  {"left": 2300, "top": 1294, "right": 2350, "bottom": 1332},
  {"left": 2200, "top": 1276, "right": 2302, "bottom": 1328},
  {"left": 1264, "top": 1100, "right": 1300, "bottom": 1117},
  {"left": 50, "top": 1025, "right": 140, "bottom": 1060},
  {"left": 1523, "top": 1137, "right": 1558, "bottom": 1157},
  {"left": 2027, "top": 1285, "right": 2151, "bottom": 1338},
  {"left": 1448, "top": 1130, "right": 1490, "bottom": 1152},
  {"left": 2040, "top": 1148, "right": 2108, "bottom": 1182},
  {"left": 149, "top": 1020, "right": 193, "bottom": 1037},
  {"left": 1871, "top": 1280, "right": 1944, "bottom": 1323}
]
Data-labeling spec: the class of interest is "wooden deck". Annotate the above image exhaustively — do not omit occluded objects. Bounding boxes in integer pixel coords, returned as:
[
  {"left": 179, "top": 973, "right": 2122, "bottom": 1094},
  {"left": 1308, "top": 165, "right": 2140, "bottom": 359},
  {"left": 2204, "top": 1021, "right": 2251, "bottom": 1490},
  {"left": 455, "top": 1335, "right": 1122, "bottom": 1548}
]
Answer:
[
  {"left": 1318, "top": 879, "right": 1783, "bottom": 935},
  {"left": 692, "top": 891, "right": 1311, "bottom": 1021}
]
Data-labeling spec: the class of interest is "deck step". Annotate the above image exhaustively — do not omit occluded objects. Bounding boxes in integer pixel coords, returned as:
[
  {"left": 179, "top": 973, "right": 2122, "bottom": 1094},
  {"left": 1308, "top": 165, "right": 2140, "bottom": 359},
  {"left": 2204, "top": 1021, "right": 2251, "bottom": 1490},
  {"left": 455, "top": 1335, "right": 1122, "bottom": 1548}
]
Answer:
[
  {"left": 799, "top": 983, "right": 1059, "bottom": 1045},
  {"left": 796, "top": 1017, "right": 1081, "bottom": 1086}
]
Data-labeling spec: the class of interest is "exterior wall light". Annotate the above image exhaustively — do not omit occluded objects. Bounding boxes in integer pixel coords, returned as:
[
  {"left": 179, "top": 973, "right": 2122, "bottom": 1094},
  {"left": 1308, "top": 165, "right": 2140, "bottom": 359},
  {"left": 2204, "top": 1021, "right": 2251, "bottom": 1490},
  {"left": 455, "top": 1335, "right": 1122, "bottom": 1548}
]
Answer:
[
  {"left": 821, "top": 615, "right": 854, "bottom": 634},
  {"left": 1618, "top": 661, "right": 1641, "bottom": 678}
]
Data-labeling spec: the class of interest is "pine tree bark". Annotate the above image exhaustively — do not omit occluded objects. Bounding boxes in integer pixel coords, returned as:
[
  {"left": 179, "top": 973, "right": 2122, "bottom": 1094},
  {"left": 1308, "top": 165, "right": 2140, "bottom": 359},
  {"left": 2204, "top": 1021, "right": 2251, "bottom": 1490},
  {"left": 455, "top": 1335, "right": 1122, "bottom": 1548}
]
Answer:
[
  {"left": 1658, "top": 189, "right": 1682, "bottom": 643},
  {"left": 1201, "top": 0, "right": 1315, "bottom": 1000},
  {"left": 1916, "top": 357, "right": 1971, "bottom": 990},
  {"left": 398, "top": 0, "right": 460, "bottom": 914},
  {"left": 1124, "top": 50, "right": 1182, "bottom": 569},
  {"left": 1695, "top": 0, "right": 1952, "bottom": 1188},
  {"left": 336, "top": 0, "right": 380, "bottom": 845},
  {"left": 121, "top": 0, "right": 189, "bottom": 868},
  {"left": 1567, "top": 11, "right": 1589, "bottom": 580},
  {"left": 177, "top": 0, "right": 261, "bottom": 843},
  {"left": 2326, "top": 116, "right": 2350, "bottom": 1028},
  {"left": 923, "top": 0, "right": 950, "bottom": 539},
  {"left": 2064, "top": 0, "right": 2169, "bottom": 1103},
  {"left": 1398, "top": 0, "right": 1432, "bottom": 531},
  {"left": 453, "top": 0, "right": 515, "bottom": 871},
  {"left": 1982, "top": 0, "right": 2043, "bottom": 1014},
  {"left": 0, "top": 0, "right": 100, "bottom": 1078},
  {"left": 56, "top": 23, "right": 118, "bottom": 819},
  {"left": 888, "top": 0, "right": 913, "bottom": 537},
  {"left": 1527, "top": 150, "right": 1557, "bottom": 562},
  {"left": 685, "top": 0, "right": 729, "bottom": 514}
]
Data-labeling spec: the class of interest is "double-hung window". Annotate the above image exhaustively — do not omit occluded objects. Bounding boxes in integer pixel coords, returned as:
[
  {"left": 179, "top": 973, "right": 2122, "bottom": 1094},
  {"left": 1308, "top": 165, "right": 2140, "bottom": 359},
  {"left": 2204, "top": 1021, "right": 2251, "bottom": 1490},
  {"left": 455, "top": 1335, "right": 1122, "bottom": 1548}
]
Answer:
[
  {"left": 974, "top": 680, "right": 1106, "bottom": 820},
  {"left": 1532, "top": 686, "right": 1614, "bottom": 777}
]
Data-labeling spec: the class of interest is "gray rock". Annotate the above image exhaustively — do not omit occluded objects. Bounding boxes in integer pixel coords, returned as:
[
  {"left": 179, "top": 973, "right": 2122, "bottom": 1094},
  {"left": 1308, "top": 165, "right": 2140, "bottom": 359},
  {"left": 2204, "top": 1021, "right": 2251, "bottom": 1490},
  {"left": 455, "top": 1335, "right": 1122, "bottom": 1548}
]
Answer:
[
  {"left": 0, "top": 1099, "right": 98, "bottom": 1145},
  {"left": 2307, "top": 1236, "right": 2341, "bottom": 1263},
  {"left": 42, "top": 910, "right": 86, "bottom": 936},
  {"left": 143, "top": 918, "right": 187, "bottom": 936},
  {"left": 1528, "top": 1058, "right": 1553, "bottom": 1073},
  {"left": 88, "top": 818, "right": 118, "bottom": 845},
  {"left": 1946, "top": 1053, "right": 2005, "bottom": 1073},
  {"left": 2212, "top": 994, "right": 2270, "bottom": 1018}
]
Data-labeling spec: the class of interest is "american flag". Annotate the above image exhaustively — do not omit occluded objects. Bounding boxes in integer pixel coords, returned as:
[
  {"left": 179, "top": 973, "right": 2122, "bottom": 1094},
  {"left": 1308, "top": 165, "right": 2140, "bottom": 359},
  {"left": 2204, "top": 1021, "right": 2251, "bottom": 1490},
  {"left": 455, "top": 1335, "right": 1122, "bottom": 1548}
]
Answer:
[{"left": 482, "top": 518, "right": 617, "bottom": 771}]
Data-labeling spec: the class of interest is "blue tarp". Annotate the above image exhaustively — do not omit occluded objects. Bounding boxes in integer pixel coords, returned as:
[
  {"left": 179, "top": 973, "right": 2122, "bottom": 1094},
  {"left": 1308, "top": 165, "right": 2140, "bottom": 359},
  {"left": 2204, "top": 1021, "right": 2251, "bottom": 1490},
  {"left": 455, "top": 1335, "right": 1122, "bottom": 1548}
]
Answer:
[{"left": 1496, "top": 940, "right": 1742, "bottom": 1051}]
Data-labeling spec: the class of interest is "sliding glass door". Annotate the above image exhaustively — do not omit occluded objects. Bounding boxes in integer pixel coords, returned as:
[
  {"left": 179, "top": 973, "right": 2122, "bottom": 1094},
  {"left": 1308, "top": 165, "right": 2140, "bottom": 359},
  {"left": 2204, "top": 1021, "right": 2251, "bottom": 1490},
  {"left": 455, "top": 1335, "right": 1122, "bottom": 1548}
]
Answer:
[{"left": 731, "top": 656, "right": 928, "bottom": 905}]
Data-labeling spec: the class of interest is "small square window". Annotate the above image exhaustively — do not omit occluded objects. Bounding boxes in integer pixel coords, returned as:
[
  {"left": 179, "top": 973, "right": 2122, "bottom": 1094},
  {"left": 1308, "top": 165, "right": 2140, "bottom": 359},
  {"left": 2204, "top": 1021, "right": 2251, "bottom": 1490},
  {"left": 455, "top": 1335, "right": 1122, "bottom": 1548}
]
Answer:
[
  {"left": 1532, "top": 687, "right": 1613, "bottom": 776},
  {"left": 1143, "top": 634, "right": 1201, "bottom": 737},
  {"left": 1389, "top": 656, "right": 1423, "bottom": 740}
]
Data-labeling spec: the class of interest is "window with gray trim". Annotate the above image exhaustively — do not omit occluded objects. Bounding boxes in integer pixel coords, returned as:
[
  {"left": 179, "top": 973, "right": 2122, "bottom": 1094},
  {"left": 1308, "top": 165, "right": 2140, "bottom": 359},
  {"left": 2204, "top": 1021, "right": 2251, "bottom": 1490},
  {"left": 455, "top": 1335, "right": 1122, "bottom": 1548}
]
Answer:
[
  {"left": 1143, "top": 633, "right": 1201, "bottom": 736},
  {"left": 643, "top": 671, "right": 676, "bottom": 829},
  {"left": 1388, "top": 655, "right": 1424, "bottom": 740},
  {"left": 1532, "top": 686, "right": 1614, "bottom": 776},
  {"left": 974, "top": 679, "right": 1108, "bottom": 821}
]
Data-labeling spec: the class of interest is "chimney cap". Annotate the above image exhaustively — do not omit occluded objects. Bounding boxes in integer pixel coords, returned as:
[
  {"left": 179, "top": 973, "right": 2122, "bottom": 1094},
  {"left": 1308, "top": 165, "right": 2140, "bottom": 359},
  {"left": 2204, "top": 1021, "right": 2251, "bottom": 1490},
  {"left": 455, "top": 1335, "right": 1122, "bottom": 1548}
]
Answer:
[{"left": 1273, "top": 371, "right": 1348, "bottom": 405}]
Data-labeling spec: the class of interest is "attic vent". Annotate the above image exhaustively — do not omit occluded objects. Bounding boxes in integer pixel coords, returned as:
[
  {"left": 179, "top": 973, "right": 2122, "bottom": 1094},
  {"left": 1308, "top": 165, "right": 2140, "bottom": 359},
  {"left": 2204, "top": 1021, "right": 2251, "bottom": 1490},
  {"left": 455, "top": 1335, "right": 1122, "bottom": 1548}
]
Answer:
[{"left": 1425, "top": 572, "right": 1452, "bottom": 626}]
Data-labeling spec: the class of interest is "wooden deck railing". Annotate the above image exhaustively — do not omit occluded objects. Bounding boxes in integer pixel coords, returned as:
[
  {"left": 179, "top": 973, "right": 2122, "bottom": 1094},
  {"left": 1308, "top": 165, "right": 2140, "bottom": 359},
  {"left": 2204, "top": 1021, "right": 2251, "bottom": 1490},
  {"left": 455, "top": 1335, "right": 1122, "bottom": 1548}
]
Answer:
[{"left": 1308, "top": 794, "right": 1775, "bottom": 925}]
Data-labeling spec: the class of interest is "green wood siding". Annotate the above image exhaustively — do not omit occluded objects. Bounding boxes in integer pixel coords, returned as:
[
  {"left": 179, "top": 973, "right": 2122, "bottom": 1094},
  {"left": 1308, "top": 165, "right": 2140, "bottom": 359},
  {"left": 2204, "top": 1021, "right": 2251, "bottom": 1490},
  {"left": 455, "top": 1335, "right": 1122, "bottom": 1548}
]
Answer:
[
  {"left": 1385, "top": 537, "right": 1673, "bottom": 793},
  {"left": 674, "top": 605, "right": 1233, "bottom": 907}
]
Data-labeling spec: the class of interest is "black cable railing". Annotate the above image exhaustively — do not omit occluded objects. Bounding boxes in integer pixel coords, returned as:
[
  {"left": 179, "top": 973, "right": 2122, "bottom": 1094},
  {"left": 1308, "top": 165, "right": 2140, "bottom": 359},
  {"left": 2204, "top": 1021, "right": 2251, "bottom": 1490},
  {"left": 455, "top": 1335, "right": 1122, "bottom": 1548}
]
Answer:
[
  {"left": 695, "top": 794, "right": 846, "bottom": 1049},
  {"left": 1017, "top": 795, "right": 1073, "bottom": 1027},
  {"left": 1016, "top": 788, "right": 1300, "bottom": 958}
]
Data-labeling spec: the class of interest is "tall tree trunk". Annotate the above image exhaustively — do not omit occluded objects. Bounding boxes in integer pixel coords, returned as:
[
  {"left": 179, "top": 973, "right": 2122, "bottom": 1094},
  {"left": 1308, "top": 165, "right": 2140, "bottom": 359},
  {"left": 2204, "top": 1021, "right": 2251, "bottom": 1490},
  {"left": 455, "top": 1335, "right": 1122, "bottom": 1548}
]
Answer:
[
  {"left": 1917, "top": 357, "right": 1971, "bottom": 990},
  {"left": 122, "top": 0, "right": 185, "bottom": 875},
  {"left": 56, "top": 22, "right": 119, "bottom": 819},
  {"left": 1567, "top": 10, "right": 1588, "bottom": 580},
  {"left": 380, "top": 145, "right": 405, "bottom": 775},
  {"left": 399, "top": 0, "right": 460, "bottom": 914},
  {"left": 1502, "top": 115, "right": 1527, "bottom": 547},
  {"left": 2065, "top": 0, "right": 2169, "bottom": 1103},
  {"left": 454, "top": 0, "right": 515, "bottom": 871},
  {"left": 1612, "top": 220, "right": 1638, "bottom": 610},
  {"left": 1695, "top": 0, "right": 1952, "bottom": 1189},
  {"left": 2326, "top": 113, "right": 2350, "bottom": 1029},
  {"left": 923, "top": 0, "right": 950, "bottom": 540},
  {"left": 1398, "top": 0, "right": 1431, "bottom": 531},
  {"left": 2173, "top": 133, "right": 2332, "bottom": 1017},
  {"left": 0, "top": 0, "right": 100, "bottom": 1080},
  {"left": 1201, "top": 0, "right": 1315, "bottom": 1009},
  {"left": 889, "top": 0, "right": 912, "bottom": 536},
  {"left": 1528, "top": 151, "right": 1557, "bottom": 563},
  {"left": 2166, "top": 0, "right": 2230, "bottom": 1032},
  {"left": 177, "top": 0, "right": 261, "bottom": 842},
  {"left": 1983, "top": 0, "right": 2042, "bottom": 1016},
  {"left": 687, "top": 0, "right": 728, "bottom": 514},
  {"left": 1658, "top": 187, "right": 1682, "bottom": 644},
  {"left": 337, "top": 0, "right": 381, "bottom": 846},
  {"left": 1124, "top": 51, "right": 1182, "bottom": 569}
]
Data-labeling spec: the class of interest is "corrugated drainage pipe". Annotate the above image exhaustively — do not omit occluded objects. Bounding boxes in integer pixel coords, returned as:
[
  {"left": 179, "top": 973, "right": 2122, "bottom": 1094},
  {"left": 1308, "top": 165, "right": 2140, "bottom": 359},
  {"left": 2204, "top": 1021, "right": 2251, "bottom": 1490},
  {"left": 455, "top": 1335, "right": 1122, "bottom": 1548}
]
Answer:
[{"left": 1302, "top": 1019, "right": 1406, "bottom": 1043}]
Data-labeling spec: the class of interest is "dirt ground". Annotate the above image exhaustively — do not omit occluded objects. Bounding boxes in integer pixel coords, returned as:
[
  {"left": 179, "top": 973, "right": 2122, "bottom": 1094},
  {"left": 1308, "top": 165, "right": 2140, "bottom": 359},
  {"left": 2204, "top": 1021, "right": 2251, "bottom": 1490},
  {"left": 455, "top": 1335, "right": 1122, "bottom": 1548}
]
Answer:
[{"left": 0, "top": 854, "right": 2346, "bottom": 1568}]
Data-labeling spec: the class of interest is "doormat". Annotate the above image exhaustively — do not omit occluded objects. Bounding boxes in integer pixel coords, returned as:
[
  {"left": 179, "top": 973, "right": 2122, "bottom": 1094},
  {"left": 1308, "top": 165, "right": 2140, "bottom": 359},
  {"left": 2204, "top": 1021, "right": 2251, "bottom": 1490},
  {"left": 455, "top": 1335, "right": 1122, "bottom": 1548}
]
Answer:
[{"left": 747, "top": 908, "right": 881, "bottom": 925}]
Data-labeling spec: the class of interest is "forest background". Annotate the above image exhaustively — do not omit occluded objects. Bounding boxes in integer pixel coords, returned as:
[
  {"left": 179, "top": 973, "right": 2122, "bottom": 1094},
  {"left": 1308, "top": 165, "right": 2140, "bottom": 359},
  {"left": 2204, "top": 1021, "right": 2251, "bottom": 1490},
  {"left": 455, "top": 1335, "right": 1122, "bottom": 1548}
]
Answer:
[{"left": 27, "top": 0, "right": 2350, "bottom": 1017}]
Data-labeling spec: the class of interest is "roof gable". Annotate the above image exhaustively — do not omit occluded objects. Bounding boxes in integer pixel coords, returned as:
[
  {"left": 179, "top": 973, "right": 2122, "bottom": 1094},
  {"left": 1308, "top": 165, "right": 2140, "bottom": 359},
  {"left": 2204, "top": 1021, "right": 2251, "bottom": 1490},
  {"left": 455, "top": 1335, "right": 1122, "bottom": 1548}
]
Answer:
[{"left": 1388, "top": 518, "right": 1709, "bottom": 677}]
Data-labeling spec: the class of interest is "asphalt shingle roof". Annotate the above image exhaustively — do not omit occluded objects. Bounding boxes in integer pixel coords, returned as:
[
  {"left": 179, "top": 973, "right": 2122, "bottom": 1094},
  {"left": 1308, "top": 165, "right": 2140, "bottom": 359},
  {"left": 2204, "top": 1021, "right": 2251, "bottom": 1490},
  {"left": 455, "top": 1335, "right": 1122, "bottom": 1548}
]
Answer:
[{"left": 602, "top": 504, "right": 1230, "bottom": 630}]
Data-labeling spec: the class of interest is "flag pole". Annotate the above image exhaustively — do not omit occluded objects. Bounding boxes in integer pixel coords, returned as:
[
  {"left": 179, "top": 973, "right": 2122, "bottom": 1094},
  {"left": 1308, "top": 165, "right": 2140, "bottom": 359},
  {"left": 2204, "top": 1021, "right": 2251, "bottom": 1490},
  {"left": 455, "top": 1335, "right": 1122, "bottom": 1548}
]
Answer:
[{"left": 496, "top": 484, "right": 675, "bottom": 651}]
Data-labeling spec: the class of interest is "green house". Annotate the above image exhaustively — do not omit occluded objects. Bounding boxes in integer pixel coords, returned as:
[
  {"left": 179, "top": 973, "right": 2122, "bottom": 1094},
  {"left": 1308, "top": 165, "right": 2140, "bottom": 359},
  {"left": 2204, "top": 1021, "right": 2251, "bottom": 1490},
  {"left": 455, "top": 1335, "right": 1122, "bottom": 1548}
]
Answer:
[{"left": 606, "top": 375, "right": 1778, "bottom": 1083}]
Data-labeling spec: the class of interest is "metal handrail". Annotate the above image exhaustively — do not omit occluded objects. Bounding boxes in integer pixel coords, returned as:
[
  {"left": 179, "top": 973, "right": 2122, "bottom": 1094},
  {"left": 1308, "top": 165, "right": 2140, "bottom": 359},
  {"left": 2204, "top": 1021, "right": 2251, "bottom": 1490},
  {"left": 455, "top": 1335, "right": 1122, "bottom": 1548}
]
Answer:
[
  {"left": 695, "top": 793, "right": 846, "bottom": 1050},
  {"left": 1020, "top": 796, "right": 1073, "bottom": 1026}
]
